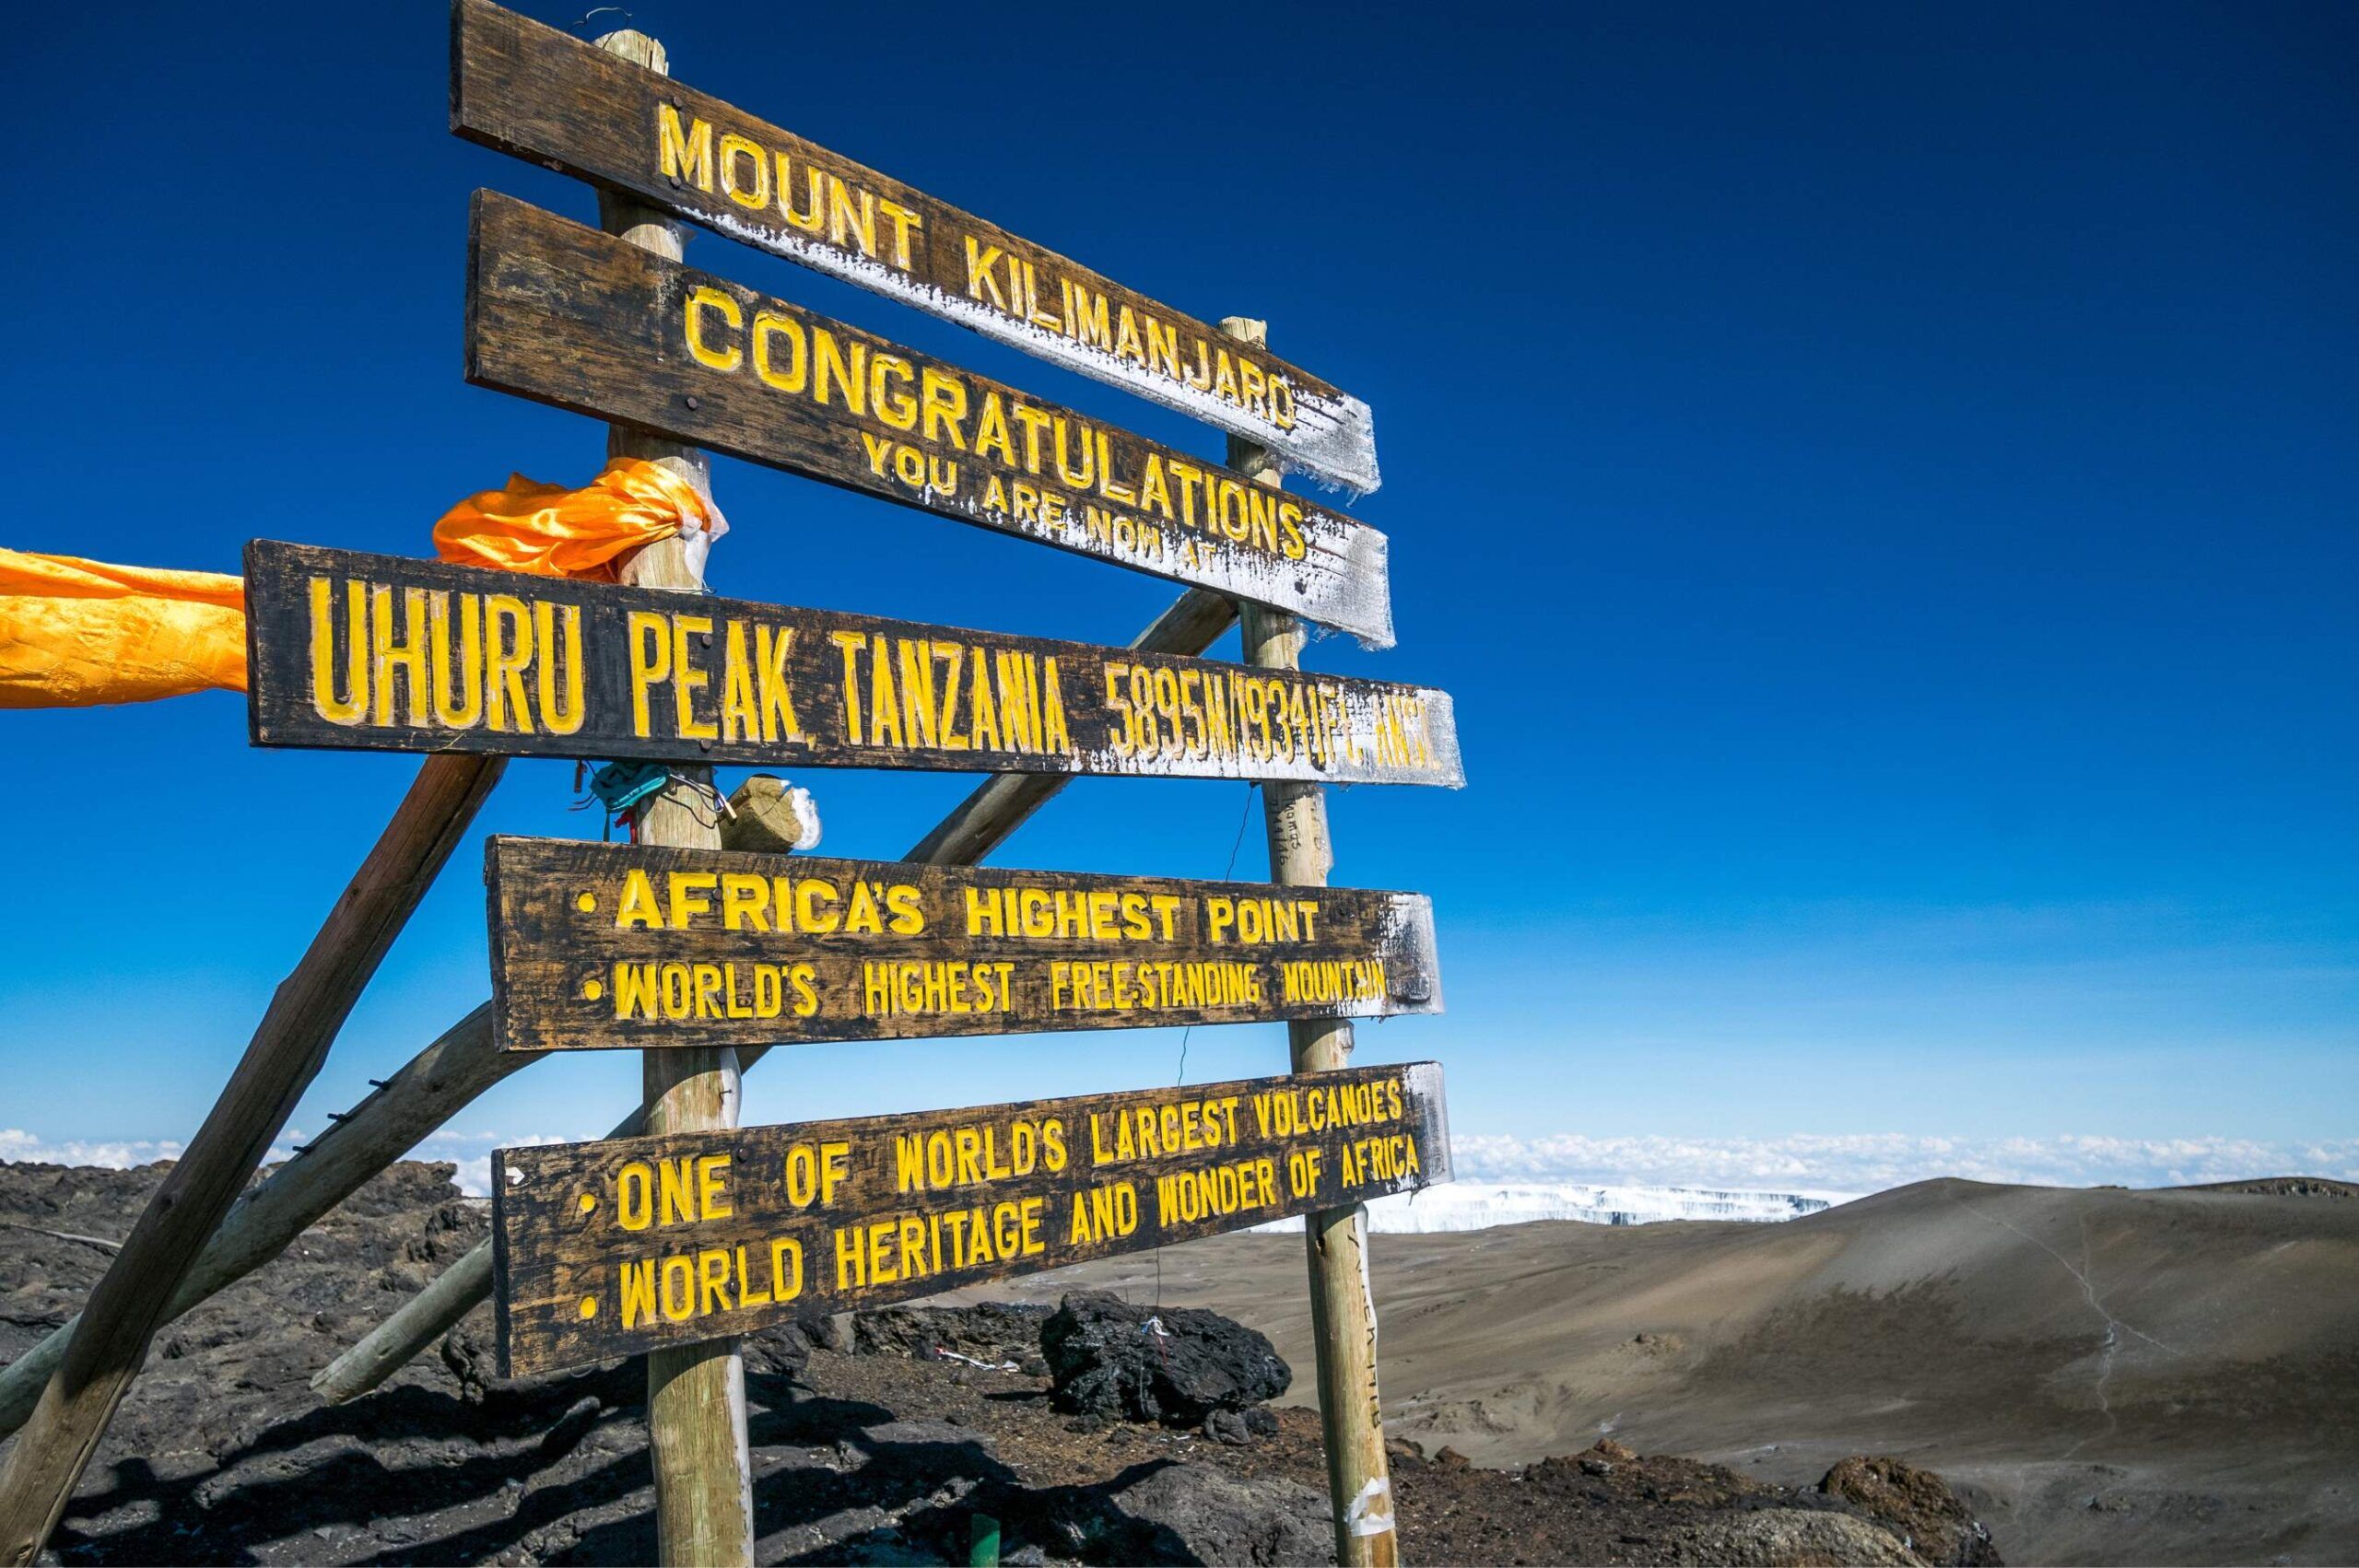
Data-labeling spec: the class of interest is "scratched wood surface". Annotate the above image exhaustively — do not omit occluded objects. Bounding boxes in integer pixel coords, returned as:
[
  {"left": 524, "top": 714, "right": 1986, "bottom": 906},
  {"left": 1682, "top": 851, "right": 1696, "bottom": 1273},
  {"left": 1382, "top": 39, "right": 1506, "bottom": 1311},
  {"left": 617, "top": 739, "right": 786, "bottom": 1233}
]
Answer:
[
  {"left": 243, "top": 542, "right": 1460, "bottom": 787},
  {"left": 486, "top": 837, "right": 1443, "bottom": 1054},
  {"left": 492, "top": 1062, "right": 1449, "bottom": 1375},
  {"left": 450, "top": 0, "right": 1380, "bottom": 496},
  {"left": 463, "top": 192, "right": 1395, "bottom": 647}
]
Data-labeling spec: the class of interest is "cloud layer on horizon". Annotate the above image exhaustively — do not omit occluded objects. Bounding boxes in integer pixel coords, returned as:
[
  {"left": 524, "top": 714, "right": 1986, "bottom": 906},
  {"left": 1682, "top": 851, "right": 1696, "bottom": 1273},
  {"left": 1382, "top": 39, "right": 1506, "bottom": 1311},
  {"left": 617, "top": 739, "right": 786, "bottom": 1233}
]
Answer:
[
  {"left": 9, "top": 1125, "right": 2355, "bottom": 1201},
  {"left": 1450, "top": 1131, "right": 2359, "bottom": 1194}
]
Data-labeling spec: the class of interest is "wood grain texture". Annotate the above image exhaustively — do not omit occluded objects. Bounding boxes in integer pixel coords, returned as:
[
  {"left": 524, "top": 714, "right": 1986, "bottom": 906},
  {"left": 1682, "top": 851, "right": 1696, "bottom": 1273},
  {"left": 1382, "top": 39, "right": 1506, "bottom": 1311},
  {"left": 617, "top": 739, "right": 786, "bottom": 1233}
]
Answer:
[
  {"left": 463, "top": 191, "right": 1395, "bottom": 646},
  {"left": 493, "top": 1063, "right": 1449, "bottom": 1376},
  {"left": 579, "top": 33, "right": 761, "bottom": 1553},
  {"left": 450, "top": 0, "right": 1380, "bottom": 495},
  {"left": 1226, "top": 314, "right": 1399, "bottom": 1568},
  {"left": 720, "top": 776, "right": 821, "bottom": 854},
  {"left": 0, "top": 755, "right": 502, "bottom": 1564},
  {"left": 487, "top": 837, "right": 1443, "bottom": 1054},
  {"left": 245, "top": 541, "right": 1455, "bottom": 786}
]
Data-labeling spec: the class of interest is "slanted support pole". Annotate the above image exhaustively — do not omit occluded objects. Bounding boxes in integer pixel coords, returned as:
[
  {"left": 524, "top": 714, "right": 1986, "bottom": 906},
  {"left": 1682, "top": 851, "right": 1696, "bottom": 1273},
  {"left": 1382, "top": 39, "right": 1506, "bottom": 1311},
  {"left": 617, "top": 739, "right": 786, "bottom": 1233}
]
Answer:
[
  {"left": 589, "top": 26, "right": 756, "bottom": 1568},
  {"left": 1222, "top": 315, "right": 1399, "bottom": 1566},
  {"left": 0, "top": 1001, "right": 519, "bottom": 1436},
  {"left": 0, "top": 752, "right": 503, "bottom": 1563}
]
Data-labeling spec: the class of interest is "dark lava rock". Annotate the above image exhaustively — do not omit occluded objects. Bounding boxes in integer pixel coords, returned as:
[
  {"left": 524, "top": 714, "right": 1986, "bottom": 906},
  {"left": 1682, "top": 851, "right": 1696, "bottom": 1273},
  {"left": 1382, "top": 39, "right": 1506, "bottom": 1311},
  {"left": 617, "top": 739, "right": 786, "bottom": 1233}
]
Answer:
[
  {"left": 1041, "top": 1292, "right": 1290, "bottom": 1425},
  {"left": 1053, "top": 1461, "right": 1331, "bottom": 1566},
  {"left": 1202, "top": 1408, "right": 1250, "bottom": 1445},
  {"left": 2177, "top": 1176, "right": 2358, "bottom": 1199},
  {"left": 1821, "top": 1454, "right": 2003, "bottom": 1565},
  {"left": 851, "top": 1301, "right": 1050, "bottom": 1366},
  {"left": 1684, "top": 1509, "right": 1923, "bottom": 1565}
]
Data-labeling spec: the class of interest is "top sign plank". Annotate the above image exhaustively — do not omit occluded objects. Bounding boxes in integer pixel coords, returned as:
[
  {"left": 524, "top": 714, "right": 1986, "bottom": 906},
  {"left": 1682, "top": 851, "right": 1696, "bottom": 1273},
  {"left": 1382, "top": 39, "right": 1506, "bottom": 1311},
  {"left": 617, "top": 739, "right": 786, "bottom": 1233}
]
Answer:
[
  {"left": 468, "top": 193, "right": 1395, "bottom": 648},
  {"left": 451, "top": 0, "right": 1381, "bottom": 495}
]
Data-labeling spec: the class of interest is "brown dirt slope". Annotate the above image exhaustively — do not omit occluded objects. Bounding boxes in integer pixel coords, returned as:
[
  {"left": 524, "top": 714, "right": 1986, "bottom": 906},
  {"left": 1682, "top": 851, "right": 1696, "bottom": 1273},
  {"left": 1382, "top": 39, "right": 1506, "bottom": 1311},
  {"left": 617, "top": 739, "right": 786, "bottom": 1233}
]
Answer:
[
  {"left": 2, "top": 1160, "right": 1982, "bottom": 1566},
  {"left": 958, "top": 1176, "right": 2359, "bottom": 1564}
]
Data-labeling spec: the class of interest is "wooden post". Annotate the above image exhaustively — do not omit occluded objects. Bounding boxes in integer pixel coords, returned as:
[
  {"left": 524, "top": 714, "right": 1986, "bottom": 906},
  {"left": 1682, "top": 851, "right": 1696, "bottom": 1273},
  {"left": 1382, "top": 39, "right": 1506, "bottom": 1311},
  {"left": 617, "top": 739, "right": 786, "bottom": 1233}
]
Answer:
[
  {"left": 1222, "top": 316, "right": 1399, "bottom": 1566},
  {"left": 0, "top": 753, "right": 502, "bottom": 1564},
  {"left": 587, "top": 29, "right": 755, "bottom": 1567}
]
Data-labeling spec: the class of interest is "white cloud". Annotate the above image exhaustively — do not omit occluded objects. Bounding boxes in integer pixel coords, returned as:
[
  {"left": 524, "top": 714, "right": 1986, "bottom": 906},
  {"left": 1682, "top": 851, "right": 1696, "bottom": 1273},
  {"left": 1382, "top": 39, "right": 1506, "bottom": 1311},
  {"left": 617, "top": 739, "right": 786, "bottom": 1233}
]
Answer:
[
  {"left": 0, "top": 1129, "right": 188, "bottom": 1168},
  {"left": 11, "top": 1125, "right": 2354, "bottom": 1202},
  {"left": 1451, "top": 1131, "right": 2359, "bottom": 1192},
  {"left": 0, "top": 1127, "right": 597, "bottom": 1199},
  {"left": 402, "top": 1129, "right": 596, "bottom": 1197}
]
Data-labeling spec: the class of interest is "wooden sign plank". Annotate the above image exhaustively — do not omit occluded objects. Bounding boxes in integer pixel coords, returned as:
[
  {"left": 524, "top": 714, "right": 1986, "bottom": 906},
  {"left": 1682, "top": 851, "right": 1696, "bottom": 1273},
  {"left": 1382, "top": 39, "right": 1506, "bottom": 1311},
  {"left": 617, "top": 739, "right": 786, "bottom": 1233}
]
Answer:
[
  {"left": 486, "top": 837, "right": 1443, "bottom": 1054},
  {"left": 493, "top": 1062, "right": 1449, "bottom": 1375},
  {"left": 450, "top": 0, "right": 1380, "bottom": 496},
  {"left": 243, "top": 542, "right": 1461, "bottom": 788},
  {"left": 464, "top": 191, "right": 1396, "bottom": 648}
]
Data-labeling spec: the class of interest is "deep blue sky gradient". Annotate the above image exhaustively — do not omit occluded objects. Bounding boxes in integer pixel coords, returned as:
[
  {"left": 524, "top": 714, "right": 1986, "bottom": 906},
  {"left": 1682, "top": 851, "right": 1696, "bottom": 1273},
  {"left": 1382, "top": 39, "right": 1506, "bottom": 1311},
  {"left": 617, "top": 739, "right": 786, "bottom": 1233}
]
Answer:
[{"left": 5, "top": 1, "right": 2353, "bottom": 1174}]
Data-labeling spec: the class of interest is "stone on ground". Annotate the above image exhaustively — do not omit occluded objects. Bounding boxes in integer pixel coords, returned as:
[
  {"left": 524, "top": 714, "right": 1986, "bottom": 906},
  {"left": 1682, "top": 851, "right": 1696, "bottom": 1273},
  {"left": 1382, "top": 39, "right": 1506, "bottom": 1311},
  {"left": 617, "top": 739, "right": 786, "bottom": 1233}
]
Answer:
[{"left": 1039, "top": 1291, "right": 1290, "bottom": 1425}]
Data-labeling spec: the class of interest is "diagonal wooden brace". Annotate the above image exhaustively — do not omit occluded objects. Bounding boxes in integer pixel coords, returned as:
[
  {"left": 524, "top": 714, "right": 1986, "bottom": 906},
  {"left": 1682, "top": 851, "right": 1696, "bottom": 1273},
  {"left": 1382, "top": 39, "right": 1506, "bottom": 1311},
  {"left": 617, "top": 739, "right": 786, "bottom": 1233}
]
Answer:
[{"left": 0, "top": 754, "right": 505, "bottom": 1564}]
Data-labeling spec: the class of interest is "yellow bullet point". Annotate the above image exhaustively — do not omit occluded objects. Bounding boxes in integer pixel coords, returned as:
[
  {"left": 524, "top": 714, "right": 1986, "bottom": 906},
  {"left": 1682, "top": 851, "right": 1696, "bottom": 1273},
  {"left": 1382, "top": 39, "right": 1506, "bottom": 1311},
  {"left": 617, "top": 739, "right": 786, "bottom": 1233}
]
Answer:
[
  {"left": 583, "top": 978, "right": 605, "bottom": 1001},
  {"left": 578, "top": 1192, "right": 597, "bottom": 1214},
  {"left": 576, "top": 891, "right": 597, "bottom": 913},
  {"left": 580, "top": 1296, "right": 598, "bottom": 1319}
]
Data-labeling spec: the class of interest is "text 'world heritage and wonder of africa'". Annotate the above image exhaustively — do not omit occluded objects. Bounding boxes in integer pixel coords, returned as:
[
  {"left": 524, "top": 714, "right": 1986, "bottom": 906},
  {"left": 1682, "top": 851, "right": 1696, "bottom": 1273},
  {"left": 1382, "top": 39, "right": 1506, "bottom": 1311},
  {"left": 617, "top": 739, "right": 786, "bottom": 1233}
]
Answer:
[{"left": 492, "top": 1063, "right": 1450, "bottom": 1375}]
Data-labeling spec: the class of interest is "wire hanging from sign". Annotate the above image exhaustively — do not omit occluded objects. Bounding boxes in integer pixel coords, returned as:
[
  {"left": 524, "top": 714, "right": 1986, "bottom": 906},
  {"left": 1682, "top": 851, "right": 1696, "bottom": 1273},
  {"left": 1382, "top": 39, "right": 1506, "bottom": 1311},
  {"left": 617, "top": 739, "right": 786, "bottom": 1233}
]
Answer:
[{"left": 573, "top": 761, "right": 734, "bottom": 842}]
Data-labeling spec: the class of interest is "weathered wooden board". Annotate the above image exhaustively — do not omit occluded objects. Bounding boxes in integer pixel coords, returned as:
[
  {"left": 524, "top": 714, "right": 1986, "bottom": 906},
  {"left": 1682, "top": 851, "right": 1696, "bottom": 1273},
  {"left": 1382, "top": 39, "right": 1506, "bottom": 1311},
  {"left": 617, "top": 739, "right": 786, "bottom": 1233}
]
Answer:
[
  {"left": 486, "top": 837, "right": 1442, "bottom": 1054},
  {"left": 492, "top": 1062, "right": 1449, "bottom": 1375},
  {"left": 451, "top": 0, "right": 1380, "bottom": 496},
  {"left": 244, "top": 542, "right": 1460, "bottom": 787},
  {"left": 464, "top": 192, "right": 1396, "bottom": 648}
]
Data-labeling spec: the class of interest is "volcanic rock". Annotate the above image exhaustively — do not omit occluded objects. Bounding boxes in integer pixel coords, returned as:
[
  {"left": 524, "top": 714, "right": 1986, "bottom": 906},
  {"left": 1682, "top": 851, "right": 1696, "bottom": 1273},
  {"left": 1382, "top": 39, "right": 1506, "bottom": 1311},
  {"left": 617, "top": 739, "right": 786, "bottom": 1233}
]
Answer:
[
  {"left": 1684, "top": 1507, "right": 1928, "bottom": 1565},
  {"left": 851, "top": 1301, "right": 1050, "bottom": 1368},
  {"left": 1055, "top": 1460, "right": 1332, "bottom": 1566},
  {"left": 1040, "top": 1291, "right": 1290, "bottom": 1424},
  {"left": 1821, "top": 1455, "right": 2001, "bottom": 1565}
]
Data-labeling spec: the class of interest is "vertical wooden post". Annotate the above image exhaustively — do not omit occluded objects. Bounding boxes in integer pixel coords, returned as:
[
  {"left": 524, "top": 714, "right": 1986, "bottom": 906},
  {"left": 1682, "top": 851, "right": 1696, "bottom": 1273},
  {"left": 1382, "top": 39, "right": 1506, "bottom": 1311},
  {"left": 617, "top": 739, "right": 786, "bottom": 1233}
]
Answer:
[
  {"left": 1222, "top": 316, "right": 1399, "bottom": 1566},
  {"left": 593, "top": 28, "right": 755, "bottom": 1568},
  {"left": 0, "top": 753, "right": 502, "bottom": 1564}
]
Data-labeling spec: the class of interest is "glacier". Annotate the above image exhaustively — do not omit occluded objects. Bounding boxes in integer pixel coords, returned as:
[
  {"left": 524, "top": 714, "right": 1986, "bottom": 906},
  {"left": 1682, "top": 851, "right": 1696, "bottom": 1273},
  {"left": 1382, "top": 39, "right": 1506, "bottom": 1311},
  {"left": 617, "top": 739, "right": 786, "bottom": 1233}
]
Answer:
[{"left": 1258, "top": 1182, "right": 1857, "bottom": 1235}]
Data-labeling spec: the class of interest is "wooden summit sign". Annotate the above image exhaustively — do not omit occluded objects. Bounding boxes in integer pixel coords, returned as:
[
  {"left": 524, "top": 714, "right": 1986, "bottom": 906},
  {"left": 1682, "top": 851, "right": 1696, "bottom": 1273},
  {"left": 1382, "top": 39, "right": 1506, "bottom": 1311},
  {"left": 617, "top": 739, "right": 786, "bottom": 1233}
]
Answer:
[
  {"left": 244, "top": 542, "right": 1460, "bottom": 787},
  {"left": 451, "top": 0, "right": 1381, "bottom": 496},
  {"left": 487, "top": 837, "right": 1442, "bottom": 1053},
  {"left": 465, "top": 192, "right": 1396, "bottom": 648},
  {"left": 493, "top": 1063, "right": 1450, "bottom": 1375}
]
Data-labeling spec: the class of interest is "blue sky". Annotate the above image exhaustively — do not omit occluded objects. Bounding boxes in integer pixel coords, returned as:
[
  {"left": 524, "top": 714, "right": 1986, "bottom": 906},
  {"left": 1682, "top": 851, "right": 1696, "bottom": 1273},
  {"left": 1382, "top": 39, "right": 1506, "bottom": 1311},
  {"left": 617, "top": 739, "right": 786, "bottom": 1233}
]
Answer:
[{"left": 4, "top": 0, "right": 2353, "bottom": 1195}]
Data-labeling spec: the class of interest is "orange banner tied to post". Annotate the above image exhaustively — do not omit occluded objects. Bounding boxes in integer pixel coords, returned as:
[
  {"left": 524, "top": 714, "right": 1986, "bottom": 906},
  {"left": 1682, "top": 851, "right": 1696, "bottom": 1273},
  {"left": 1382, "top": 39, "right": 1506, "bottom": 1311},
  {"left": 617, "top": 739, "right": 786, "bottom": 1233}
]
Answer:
[
  {"left": 433, "top": 459, "right": 727, "bottom": 582},
  {"left": 0, "top": 460, "right": 723, "bottom": 710},
  {"left": 0, "top": 551, "right": 248, "bottom": 708}
]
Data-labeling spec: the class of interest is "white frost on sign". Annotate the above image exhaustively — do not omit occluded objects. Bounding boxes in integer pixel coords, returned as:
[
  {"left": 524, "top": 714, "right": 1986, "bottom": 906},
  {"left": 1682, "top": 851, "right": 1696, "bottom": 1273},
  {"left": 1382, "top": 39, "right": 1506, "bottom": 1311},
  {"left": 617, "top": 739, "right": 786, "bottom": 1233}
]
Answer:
[
  {"left": 683, "top": 204, "right": 1382, "bottom": 498},
  {"left": 1369, "top": 897, "right": 1444, "bottom": 1012}
]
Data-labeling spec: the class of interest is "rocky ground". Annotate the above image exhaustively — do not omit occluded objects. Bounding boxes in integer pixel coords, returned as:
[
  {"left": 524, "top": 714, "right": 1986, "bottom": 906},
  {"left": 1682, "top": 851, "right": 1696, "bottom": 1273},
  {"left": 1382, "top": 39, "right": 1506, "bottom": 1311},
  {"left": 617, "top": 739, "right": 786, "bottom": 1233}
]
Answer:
[{"left": 0, "top": 1159, "right": 2002, "bottom": 1565}]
